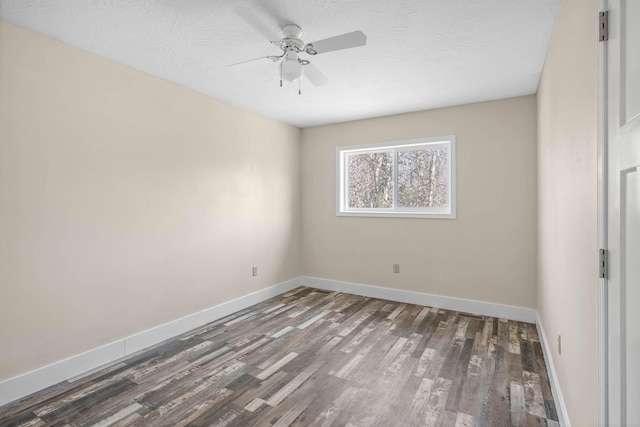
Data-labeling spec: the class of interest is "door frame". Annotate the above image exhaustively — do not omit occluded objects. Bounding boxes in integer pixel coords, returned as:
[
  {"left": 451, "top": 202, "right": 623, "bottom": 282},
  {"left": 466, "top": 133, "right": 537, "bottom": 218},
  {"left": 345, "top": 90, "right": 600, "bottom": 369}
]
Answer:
[{"left": 596, "top": 0, "right": 608, "bottom": 426}]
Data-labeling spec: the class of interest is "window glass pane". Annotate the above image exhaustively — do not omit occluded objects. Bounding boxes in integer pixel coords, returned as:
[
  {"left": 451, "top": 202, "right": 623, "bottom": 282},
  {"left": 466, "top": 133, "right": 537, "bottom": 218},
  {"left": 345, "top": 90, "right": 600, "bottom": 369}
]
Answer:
[
  {"left": 397, "top": 148, "right": 448, "bottom": 208},
  {"left": 347, "top": 151, "right": 393, "bottom": 208}
]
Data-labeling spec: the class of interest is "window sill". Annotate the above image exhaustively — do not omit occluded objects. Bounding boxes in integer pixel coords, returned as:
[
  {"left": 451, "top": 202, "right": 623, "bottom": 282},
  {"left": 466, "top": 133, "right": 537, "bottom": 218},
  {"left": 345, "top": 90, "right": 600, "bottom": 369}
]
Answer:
[{"left": 336, "top": 211, "right": 456, "bottom": 219}]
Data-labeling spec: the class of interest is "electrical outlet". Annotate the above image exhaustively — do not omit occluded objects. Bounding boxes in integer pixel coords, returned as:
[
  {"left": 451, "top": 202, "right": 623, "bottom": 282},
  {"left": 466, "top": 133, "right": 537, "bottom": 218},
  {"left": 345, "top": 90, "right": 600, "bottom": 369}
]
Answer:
[
  {"left": 393, "top": 264, "right": 400, "bottom": 274},
  {"left": 252, "top": 266, "right": 258, "bottom": 277},
  {"left": 557, "top": 332, "right": 562, "bottom": 356}
]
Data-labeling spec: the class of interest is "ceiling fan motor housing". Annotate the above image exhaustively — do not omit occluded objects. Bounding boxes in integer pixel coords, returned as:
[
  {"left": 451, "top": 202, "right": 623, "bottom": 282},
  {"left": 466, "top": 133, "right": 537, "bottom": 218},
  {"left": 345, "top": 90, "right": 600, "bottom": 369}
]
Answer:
[
  {"left": 282, "top": 24, "right": 302, "bottom": 38},
  {"left": 281, "top": 24, "right": 305, "bottom": 51}
]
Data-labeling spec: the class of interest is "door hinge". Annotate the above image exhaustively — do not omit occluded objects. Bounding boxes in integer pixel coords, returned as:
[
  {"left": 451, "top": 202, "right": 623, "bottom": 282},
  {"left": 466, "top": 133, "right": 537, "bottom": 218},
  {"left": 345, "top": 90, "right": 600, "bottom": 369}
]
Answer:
[
  {"left": 599, "top": 11, "right": 609, "bottom": 42},
  {"left": 599, "top": 249, "right": 609, "bottom": 279}
]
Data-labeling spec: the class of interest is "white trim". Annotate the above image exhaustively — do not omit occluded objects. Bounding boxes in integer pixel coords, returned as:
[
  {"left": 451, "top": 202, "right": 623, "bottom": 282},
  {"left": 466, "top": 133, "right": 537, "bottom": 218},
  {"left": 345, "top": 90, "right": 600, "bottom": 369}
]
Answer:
[
  {"left": 2, "top": 275, "right": 566, "bottom": 419},
  {"left": 123, "top": 277, "right": 299, "bottom": 355},
  {"left": 536, "top": 315, "right": 571, "bottom": 427},
  {"left": 336, "top": 136, "right": 457, "bottom": 219},
  {"left": 301, "top": 276, "right": 536, "bottom": 323},
  {"left": 0, "top": 277, "right": 301, "bottom": 407},
  {"left": 335, "top": 211, "right": 456, "bottom": 219},
  {"left": 337, "top": 137, "right": 454, "bottom": 152},
  {"left": 0, "top": 341, "right": 125, "bottom": 409}
]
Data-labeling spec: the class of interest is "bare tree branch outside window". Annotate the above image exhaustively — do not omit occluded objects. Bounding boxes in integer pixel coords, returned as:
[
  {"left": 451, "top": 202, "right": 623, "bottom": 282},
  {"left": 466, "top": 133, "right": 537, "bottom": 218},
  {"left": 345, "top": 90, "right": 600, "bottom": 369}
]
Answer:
[
  {"left": 397, "top": 148, "right": 448, "bottom": 208},
  {"left": 347, "top": 152, "right": 393, "bottom": 208}
]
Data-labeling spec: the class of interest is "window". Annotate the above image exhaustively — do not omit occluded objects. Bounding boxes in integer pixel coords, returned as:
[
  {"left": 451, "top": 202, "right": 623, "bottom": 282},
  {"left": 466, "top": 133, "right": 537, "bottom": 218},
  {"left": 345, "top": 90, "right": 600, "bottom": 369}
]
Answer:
[{"left": 337, "top": 136, "right": 455, "bottom": 218}]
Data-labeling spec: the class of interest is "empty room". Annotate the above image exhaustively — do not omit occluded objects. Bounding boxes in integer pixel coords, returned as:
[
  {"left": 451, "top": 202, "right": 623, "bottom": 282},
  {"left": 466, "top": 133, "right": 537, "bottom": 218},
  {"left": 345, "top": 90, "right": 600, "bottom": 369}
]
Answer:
[{"left": 1, "top": 0, "right": 638, "bottom": 426}]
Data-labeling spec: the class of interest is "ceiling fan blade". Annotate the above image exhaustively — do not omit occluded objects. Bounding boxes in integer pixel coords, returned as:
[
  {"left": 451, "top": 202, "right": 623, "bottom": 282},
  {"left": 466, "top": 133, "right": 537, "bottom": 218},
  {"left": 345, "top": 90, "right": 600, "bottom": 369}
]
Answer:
[
  {"left": 228, "top": 55, "right": 281, "bottom": 68},
  {"left": 235, "top": 6, "right": 281, "bottom": 41},
  {"left": 305, "top": 31, "right": 367, "bottom": 55},
  {"left": 303, "top": 62, "right": 329, "bottom": 86}
]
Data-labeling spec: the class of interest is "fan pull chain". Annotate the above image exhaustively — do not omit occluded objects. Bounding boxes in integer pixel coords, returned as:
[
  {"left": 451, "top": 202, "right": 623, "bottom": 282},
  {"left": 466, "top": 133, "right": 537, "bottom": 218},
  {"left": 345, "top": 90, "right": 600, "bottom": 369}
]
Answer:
[{"left": 298, "top": 78, "right": 301, "bottom": 95}]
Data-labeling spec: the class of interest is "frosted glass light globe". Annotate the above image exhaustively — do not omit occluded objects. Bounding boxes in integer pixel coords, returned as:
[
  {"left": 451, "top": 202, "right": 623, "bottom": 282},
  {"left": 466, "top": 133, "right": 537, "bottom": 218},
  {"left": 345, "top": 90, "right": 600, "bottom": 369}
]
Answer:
[{"left": 281, "top": 58, "right": 303, "bottom": 82}]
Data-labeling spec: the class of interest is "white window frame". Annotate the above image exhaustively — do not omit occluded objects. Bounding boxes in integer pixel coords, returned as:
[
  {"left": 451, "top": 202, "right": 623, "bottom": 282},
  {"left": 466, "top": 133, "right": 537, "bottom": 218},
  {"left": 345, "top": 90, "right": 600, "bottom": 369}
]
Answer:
[{"left": 336, "top": 136, "right": 456, "bottom": 219}]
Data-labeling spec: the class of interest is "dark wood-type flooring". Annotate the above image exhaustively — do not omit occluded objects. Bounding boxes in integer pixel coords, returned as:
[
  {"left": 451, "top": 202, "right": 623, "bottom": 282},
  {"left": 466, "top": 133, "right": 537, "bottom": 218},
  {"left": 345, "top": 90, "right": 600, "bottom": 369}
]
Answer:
[{"left": 0, "top": 287, "right": 560, "bottom": 426}]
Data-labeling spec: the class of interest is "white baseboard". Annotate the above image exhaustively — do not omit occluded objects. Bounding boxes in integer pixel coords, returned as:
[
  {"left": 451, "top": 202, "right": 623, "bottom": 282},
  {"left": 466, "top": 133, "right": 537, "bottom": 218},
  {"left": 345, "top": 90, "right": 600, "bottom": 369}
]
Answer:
[
  {"left": 0, "top": 277, "right": 300, "bottom": 407},
  {"left": 123, "top": 277, "right": 299, "bottom": 355},
  {"left": 1, "top": 276, "right": 559, "bottom": 415},
  {"left": 536, "top": 315, "right": 571, "bottom": 427},
  {"left": 301, "top": 276, "right": 537, "bottom": 323}
]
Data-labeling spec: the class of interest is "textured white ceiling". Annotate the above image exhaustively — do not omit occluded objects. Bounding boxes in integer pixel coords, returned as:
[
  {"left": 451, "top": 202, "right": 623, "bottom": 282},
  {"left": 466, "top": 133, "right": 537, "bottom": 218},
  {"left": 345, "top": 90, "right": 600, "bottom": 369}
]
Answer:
[{"left": 0, "top": 0, "right": 558, "bottom": 128}]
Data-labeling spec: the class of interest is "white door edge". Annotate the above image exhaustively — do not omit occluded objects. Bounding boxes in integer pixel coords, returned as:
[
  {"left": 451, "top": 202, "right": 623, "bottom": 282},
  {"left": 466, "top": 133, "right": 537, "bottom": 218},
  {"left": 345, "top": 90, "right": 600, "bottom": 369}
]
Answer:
[{"left": 597, "top": 1, "right": 609, "bottom": 426}]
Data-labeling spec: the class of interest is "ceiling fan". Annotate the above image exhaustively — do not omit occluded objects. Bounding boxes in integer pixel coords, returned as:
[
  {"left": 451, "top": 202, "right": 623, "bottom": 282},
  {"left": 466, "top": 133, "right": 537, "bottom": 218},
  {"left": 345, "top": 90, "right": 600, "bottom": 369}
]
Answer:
[{"left": 230, "top": 7, "right": 367, "bottom": 94}]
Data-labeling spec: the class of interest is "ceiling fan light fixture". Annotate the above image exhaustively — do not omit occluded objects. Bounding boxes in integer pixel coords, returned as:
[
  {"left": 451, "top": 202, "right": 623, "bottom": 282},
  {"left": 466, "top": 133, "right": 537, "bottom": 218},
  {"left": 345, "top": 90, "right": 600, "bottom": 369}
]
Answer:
[{"left": 281, "top": 57, "right": 303, "bottom": 82}]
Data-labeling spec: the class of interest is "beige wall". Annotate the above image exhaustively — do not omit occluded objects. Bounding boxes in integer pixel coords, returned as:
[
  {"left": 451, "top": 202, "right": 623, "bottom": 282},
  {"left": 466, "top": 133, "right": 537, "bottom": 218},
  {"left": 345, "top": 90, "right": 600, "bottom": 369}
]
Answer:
[
  {"left": 1, "top": 6, "right": 600, "bottom": 421},
  {"left": 301, "top": 96, "right": 537, "bottom": 308},
  {"left": 536, "top": 0, "right": 598, "bottom": 425},
  {"left": 0, "top": 21, "right": 301, "bottom": 381}
]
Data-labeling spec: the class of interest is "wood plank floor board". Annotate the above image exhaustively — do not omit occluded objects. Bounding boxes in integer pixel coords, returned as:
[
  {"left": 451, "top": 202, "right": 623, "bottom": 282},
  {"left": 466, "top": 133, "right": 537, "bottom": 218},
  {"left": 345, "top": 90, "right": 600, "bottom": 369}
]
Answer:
[
  {"left": 284, "top": 379, "right": 345, "bottom": 427},
  {"left": 368, "top": 354, "right": 421, "bottom": 426},
  {"left": 0, "top": 287, "right": 559, "bottom": 426},
  {"left": 532, "top": 342, "right": 558, "bottom": 420},
  {"left": 443, "top": 337, "right": 474, "bottom": 413},
  {"left": 456, "top": 319, "right": 491, "bottom": 418},
  {"left": 39, "top": 379, "right": 138, "bottom": 425},
  {"left": 422, "top": 313, "right": 459, "bottom": 356},
  {"left": 411, "top": 311, "right": 447, "bottom": 360},
  {"left": 490, "top": 346, "right": 512, "bottom": 426}
]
